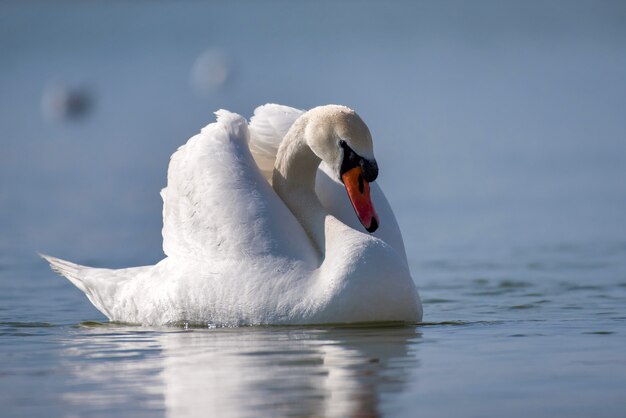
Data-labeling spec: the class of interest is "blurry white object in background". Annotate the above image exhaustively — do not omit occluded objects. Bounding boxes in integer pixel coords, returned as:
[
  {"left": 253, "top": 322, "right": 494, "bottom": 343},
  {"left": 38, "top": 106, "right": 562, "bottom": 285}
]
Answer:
[
  {"left": 190, "top": 49, "right": 231, "bottom": 93},
  {"left": 41, "top": 81, "right": 94, "bottom": 122}
]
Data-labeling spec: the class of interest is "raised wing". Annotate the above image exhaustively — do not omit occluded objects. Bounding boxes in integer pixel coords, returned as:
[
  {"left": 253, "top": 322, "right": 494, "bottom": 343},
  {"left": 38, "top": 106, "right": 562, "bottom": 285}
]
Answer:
[
  {"left": 161, "top": 110, "right": 317, "bottom": 264},
  {"left": 248, "top": 104, "right": 305, "bottom": 183}
]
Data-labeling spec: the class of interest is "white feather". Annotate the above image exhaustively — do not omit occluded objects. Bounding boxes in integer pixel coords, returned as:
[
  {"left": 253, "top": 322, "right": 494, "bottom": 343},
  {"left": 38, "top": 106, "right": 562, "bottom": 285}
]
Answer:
[{"left": 248, "top": 103, "right": 305, "bottom": 182}]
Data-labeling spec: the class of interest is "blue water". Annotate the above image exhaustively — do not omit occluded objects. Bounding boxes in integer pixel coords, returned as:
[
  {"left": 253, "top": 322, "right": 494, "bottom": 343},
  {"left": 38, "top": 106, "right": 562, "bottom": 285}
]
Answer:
[{"left": 2, "top": 1, "right": 626, "bottom": 417}]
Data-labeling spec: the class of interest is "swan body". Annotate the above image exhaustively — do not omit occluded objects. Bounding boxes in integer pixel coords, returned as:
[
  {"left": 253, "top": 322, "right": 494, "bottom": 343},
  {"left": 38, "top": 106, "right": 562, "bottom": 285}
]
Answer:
[{"left": 43, "top": 104, "right": 422, "bottom": 325}]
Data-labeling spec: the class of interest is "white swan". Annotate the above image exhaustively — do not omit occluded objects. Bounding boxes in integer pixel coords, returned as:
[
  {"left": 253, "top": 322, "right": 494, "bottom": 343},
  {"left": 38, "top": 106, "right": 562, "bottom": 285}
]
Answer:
[{"left": 43, "top": 104, "right": 422, "bottom": 325}]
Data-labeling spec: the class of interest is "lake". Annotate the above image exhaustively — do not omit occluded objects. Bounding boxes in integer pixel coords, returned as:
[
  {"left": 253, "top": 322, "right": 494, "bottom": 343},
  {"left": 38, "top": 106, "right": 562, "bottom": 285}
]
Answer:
[{"left": 1, "top": 1, "right": 626, "bottom": 417}]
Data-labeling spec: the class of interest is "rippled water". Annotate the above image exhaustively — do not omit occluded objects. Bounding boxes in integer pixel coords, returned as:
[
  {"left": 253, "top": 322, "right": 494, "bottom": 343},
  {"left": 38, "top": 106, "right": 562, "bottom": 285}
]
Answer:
[
  {"left": 2, "top": 1, "right": 626, "bottom": 417},
  {"left": 2, "top": 241, "right": 626, "bottom": 417}
]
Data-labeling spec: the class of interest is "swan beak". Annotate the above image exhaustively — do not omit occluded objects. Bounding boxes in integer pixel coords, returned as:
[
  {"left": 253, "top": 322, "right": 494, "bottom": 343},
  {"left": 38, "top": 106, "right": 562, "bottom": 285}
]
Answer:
[{"left": 341, "top": 166, "right": 380, "bottom": 233}]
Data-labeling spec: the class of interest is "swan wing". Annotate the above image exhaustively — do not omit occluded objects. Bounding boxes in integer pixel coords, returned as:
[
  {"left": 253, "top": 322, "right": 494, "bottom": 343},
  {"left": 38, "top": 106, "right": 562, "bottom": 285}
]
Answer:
[
  {"left": 161, "top": 110, "right": 317, "bottom": 264},
  {"left": 248, "top": 103, "right": 305, "bottom": 183}
]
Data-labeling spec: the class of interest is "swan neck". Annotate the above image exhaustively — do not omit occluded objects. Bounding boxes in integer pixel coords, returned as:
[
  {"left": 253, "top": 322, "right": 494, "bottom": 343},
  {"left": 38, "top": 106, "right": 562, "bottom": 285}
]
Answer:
[{"left": 273, "top": 119, "right": 327, "bottom": 256}]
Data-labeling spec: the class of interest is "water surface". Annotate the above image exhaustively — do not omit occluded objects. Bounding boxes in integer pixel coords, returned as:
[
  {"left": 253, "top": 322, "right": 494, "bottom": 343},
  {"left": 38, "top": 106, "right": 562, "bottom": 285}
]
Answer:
[
  {"left": 1, "top": 1, "right": 626, "bottom": 417},
  {"left": 2, "top": 242, "right": 625, "bottom": 417}
]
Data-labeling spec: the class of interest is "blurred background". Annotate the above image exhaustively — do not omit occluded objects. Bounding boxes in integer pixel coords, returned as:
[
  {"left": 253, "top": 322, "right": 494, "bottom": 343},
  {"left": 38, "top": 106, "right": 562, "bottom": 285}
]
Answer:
[
  {"left": 2, "top": 3, "right": 626, "bottom": 417},
  {"left": 1, "top": 0, "right": 625, "bottom": 269}
]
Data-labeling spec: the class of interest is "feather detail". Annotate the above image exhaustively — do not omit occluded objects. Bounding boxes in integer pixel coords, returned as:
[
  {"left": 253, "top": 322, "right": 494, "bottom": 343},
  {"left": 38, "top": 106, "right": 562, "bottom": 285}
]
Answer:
[{"left": 248, "top": 104, "right": 304, "bottom": 183}]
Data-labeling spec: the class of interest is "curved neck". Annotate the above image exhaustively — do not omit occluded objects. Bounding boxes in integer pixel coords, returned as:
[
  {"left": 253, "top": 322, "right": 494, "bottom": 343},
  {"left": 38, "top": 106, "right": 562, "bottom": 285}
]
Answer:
[{"left": 272, "top": 118, "right": 327, "bottom": 257}]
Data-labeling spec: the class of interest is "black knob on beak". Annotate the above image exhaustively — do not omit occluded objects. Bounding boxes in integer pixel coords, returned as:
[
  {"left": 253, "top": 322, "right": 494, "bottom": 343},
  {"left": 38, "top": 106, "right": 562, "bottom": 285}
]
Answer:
[
  {"left": 359, "top": 158, "right": 378, "bottom": 182},
  {"left": 340, "top": 140, "right": 378, "bottom": 183}
]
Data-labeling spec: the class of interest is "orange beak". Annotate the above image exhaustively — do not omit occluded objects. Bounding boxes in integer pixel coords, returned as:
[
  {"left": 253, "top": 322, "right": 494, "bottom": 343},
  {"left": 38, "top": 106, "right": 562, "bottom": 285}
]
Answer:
[{"left": 341, "top": 166, "right": 379, "bottom": 233}]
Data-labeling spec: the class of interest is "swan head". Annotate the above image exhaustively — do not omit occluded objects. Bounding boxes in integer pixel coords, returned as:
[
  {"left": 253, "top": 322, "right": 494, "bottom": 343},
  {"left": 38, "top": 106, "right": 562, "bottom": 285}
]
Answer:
[{"left": 305, "top": 105, "right": 380, "bottom": 233}]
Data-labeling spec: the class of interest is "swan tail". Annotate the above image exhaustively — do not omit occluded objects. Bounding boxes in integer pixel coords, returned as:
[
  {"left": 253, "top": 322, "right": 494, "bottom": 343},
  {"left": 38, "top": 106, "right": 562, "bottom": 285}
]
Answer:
[
  {"left": 41, "top": 254, "right": 91, "bottom": 293},
  {"left": 40, "top": 254, "right": 135, "bottom": 320},
  {"left": 248, "top": 103, "right": 305, "bottom": 182}
]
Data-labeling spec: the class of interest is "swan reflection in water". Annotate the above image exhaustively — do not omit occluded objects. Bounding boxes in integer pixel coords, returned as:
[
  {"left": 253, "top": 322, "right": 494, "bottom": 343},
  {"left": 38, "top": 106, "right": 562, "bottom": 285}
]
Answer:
[{"left": 61, "top": 325, "right": 421, "bottom": 417}]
